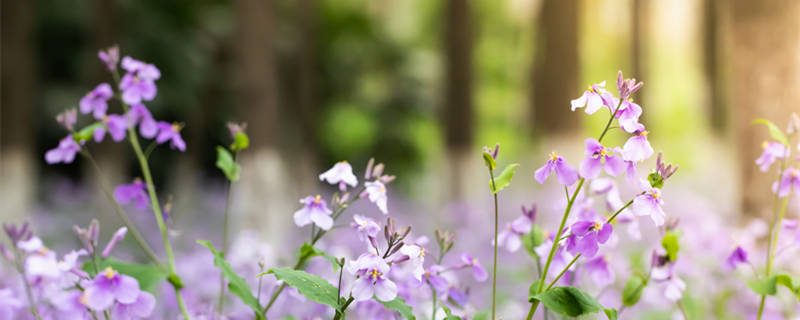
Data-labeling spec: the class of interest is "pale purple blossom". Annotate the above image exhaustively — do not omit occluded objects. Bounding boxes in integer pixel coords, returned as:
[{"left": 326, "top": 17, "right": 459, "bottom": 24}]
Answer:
[
  {"left": 651, "top": 264, "right": 685, "bottom": 302},
  {"left": 584, "top": 255, "right": 614, "bottom": 287},
  {"left": 496, "top": 205, "right": 535, "bottom": 252},
  {"left": 45, "top": 135, "right": 81, "bottom": 164},
  {"left": 155, "top": 122, "right": 186, "bottom": 151},
  {"left": 80, "top": 83, "right": 114, "bottom": 119},
  {"left": 459, "top": 253, "right": 488, "bottom": 282},
  {"left": 112, "top": 291, "right": 156, "bottom": 320},
  {"left": 83, "top": 267, "right": 141, "bottom": 311},
  {"left": 565, "top": 218, "right": 612, "bottom": 258},
  {"left": 56, "top": 108, "right": 78, "bottom": 131},
  {"left": 615, "top": 100, "right": 644, "bottom": 133},
  {"left": 725, "top": 246, "right": 749, "bottom": 270},
  {"left": 293, "top": 195, "right": 333, "bottom": 230},
  {"left": 0, "top": 289, "right": 24, "bottom": 319},
  {"left": 398, "top": 244, "right": 425, "bottom": 281},
  {"left": 622, "top": 129, "right": 654, "bottom": 162},
  {"left": 98, "top": 45, "right": 120, "bottom": 71},
  {"left": 114, "top": 180, "right": 149, "bottom": 210},
  {"left": 616, "top": 70, "right": 643, "bottom": 101},
  {"left": 94, "top": 114, "right": 128, "bottom": 142},
  {"left": 102, "top": 227, "right": 127, "bottom": 258},
  {"left": 535, "top": 152, "right": 579, "bottom": 186},
  {"left": 579, "top": 138, "right": 625, "bottom": 179},
  {"left": 352, "top": 214, "right": 381, "bottom": 243},
  {"left": 773, "top": 167, "right": 800, "bottom": 198},
  {"left": 424, "top": 265, "right": 450, "bottom": 293},
  {"left": 119, "top": 57, "right": 160, "bottom": 105},
  {"left": 633, "top": 181, "right": 665, "bottom": 226},
  {"left": 364, "top": 181, "right": 388, "bottom": 214},
  {"left": 347, "top": 252, "right": 397, "bottom": 302},
  {"left": 127, "top": 104, "right": 158, "bottom": 139},
  {"left": 52, "top": 290, "right": 91, "bottom": 319},
  {"left": 570, "top": 81, "right": 615, "bottom": 114},
  {"left": 319, "top": 161, "right": 358, "bottom": 191},
  {"left": 755, "top": 142, "right": 788, "bottom": 172}
]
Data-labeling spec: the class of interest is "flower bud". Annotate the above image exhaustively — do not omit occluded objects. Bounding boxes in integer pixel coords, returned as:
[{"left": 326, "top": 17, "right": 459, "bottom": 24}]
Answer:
[
  {"left": 365, "top": 158, "right": 375, "bottom": 180},
  {"left": 102, "top": 227, "right": 127, "bottom": 258}
]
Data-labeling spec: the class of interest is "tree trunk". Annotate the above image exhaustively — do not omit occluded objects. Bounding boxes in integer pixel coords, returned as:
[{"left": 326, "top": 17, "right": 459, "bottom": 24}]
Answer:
[
  {"left": 443, "top": 0, "right": 474, "bottom": 201},
  {"left": 1, "top": 0, "right": 36, "bottom": 223},
  {"left": 726, "top": 0, "right": 800, "bottom": 217},
  {"left": 703, "top": 0, "right": 725, "bottom": 132},
  {"left": 233, "top": 0, "right": 287, "bottom": 243},
  {"left": 630, "top": 0, "right": 648, "bottom": 117},
  {"left": 531, "top": 0, "right": 580, "bottom": 134}
]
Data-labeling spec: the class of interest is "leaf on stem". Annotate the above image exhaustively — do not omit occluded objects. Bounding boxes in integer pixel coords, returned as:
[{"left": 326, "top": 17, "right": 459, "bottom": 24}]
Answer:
[
  {"left": 378, "top": 296, "right": 416, "bottom": 319},
  {"left": 748, "top": 273, "right": 800, "bottom": 298},
  {"left": 489, "top": 163, "right": 520, "bottom": 193},
  {"left": 604, "top": 308, "right": 618, "bottom": 320},
  {"left": 522, "top": 225, "right": 546, "bottom": 259},
  {"left": 197, "top": 240, "right": 265, "bottom": 320},
  {"left": 531, "top": 286, "right": 604, "bottom": 317},
  {"left": 299, "top": 243, "right": 341, "bottom": 271},
  {"left": 661, "top": 231, "right": 680, "bottom": 262},
  {"left": 74, "top": 122, "right": 104, "bottom": 142},
  {"left": 752, "top": 119, "right": 790, "bottom": 146},
  {"left": 260, "top": 267, "right": 341, "bottom": 313},
  {"left": 527, "top": 279, "right": 543, "bottom": 302},
  {"left": 231, "top": 132, "right": 250, "bottom": 151},
  {"left": 80, "top": 258, "right": 165, "bottom": 293},
  {"left": 216, "top": 146, "right": 240, "bottom": 182},
  {"left": 622, "top": 275, "right": 646, "bottom": 306}
]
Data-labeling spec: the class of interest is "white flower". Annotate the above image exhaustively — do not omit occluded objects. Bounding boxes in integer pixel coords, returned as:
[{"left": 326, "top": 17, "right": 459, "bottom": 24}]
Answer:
[
  {"left": 319, "top": 161, "right": 358, "bottom": 190},
  {"left": 365, "top": 181, "right": 388, "bottom": 214}
]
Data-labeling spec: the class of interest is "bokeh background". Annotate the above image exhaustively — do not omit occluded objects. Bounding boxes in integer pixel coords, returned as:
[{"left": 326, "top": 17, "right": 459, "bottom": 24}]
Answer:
[{"left": 2, "top": 1, "right": 800, "bottom": 317}]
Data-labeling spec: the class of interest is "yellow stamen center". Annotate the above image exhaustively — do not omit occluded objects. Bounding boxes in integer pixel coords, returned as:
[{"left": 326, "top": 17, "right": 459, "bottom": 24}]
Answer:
[
  {"left": 369, "top": 269, "right": 382, "bottom": 280},
  {"left": 313, "top": 195, "right": 321, "bottom": 204},
  {"left": 104, "top": 267, "right": 116, "bottom": 279},
  {"left": 79, "top": 293, "right": 88, "bottom": 305},
  {"left": 762, "top": 141, "right": 769, "bottom": 149},
  {"left": 640, "top": 130, "right": 649, "bottom": 136},
  {"left": 419, "top": 248, "right": 426, "bottom": 257},
  {"left": 171, "top": 123, "right": 180, "bottom": 132},
  {"left": 549, "top": 151, "right": 559, "bottom": 161}
]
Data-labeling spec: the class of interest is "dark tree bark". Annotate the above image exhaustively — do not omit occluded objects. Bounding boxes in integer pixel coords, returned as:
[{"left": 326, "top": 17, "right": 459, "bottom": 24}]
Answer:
[
  {"left": 531, "top": 0, "right": 580, "bottom": 134},
  {"left": 1, "top": 0, "right": 37, "bottom": 221},
  {"left": 442, "top": 0, "right": 474, "bottom": 201},
  {"left": 726, "top": 0, "right": 800, "bottom": 217},
  {"left": 703, "top": 0, "right": 725, "bottom": 132}
]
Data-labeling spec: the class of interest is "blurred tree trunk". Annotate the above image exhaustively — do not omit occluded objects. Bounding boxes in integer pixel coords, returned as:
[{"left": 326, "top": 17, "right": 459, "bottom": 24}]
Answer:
[
  {"left": 442, "top": 0, "right": 474, "bottom": 201},
  {"left": 233, "top": 0, "right": 288, "bottom": 243},
  {"left": 1, "top": 0, "right": 36, "bottom": 222},
  {"left": 531, "top": 0, "right": 579, "bottom": 134},
  {"left": 703, "top": 0, "right": 725, "bottom": 132},
  {"left": 726, "top": 0, "right": 800, "bottom": 217},
  {"left": 630, "top": 0, "right": 648, "bottom": 117}
]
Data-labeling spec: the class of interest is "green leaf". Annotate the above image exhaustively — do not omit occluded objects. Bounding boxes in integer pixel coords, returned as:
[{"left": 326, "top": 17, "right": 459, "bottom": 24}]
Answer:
[
  {"left": 261, "top": 268, "right": 341, "bottom": 312},
  {"left": 482, "top": 152, "right": 496, "bottom": 170},
  {"left": 528, "top": 279, "right": 543, "bottom": 302},
  {"left": 231, "top": 132, "right": 250, "bottom": 151},
  {"left": 748, "top": 276, "right": 778, "bottom": 295},
  {"left": 648, "top": 172, "right": 664, "bottom": 189},
  {"left": 472, "top": 311, "right": 489, "bottom": 320},
  {"left": 441, "top": 305, "right": 460, "bottom": 320},
  {"left": 216, "top": 146, "right": 240, "bottom": 182},
  {"left": 378, "top": 296, "right": 416, "bottom": 319},
  {"left": 604, "top": 308, "right": 618, "bottom": 320},
  {"left": 661, "top": 231, "right": 680, "bottom": 262},
  {"left": 198, "top": 240, "right": 265, "bottom": 320},
  {"left": 299, "top": 243, "right": 340, "bottom": 271},
  {"left": 74, "top": 122, "right": 104, "bottom": 142},
  {"left": 622, "top": 275, "right": 646, "bottom": 306},
  {"left": 81, "top": 258, "right": 166, "bottom": 293},
  {"left": 532, "top": 286, "right": 604, "bottom": 317},
  {"left": 490, "top": 163, "right": 519, "bottom": 193},
  {"left": 752, "top": 119, "right": 790, "bottom": 146},
  {"left": 522, "top": 225, "right": 546, "bottom": 258}
]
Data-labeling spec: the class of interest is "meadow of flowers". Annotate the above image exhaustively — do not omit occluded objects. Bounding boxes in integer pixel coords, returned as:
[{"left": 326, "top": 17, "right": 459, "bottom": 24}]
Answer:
[{"left": 2, "top": 46, "right": 800, "bottom": 320}]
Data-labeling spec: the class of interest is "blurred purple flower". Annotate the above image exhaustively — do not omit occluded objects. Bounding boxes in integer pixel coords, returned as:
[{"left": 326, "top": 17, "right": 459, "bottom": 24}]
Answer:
[
  {"left": 112, "top": 291, "right": 156, "bottom": 319},
  {"left": 622, "top": 129, "right": 654, "bottom": 162},
  {"left": 0, "top": 288, "right": 24, "bottom": 319},
  {"left": 127, "top": 104, "right": 158, "bottom": 139},
  {"left": 119, "top": 57, "right": 160, "bottom": 105},
  {"left": 447, "top": 287, "right": 469, "bottom": 307},
  {"left": 45, "top": 135, "right": 81, "bottom": 164},
  {"left": 459, "top": 253, "right": 488, "bottom": 282},
  {"left": 155, "top": 122, "right": 186, "bottom": 151},
  {"left": 584, "top": 255, "right": 614, "bottom": 288},
  {"left": 98, "top": 45, "right": 120, "bottom": 71},
  {"left": 773, "top": 167, "right": 800, "bottom": 198},
  {"left": 755, "top": 142, "right": 788, "bottom": 172},
  {"left": 398, "top": 244, "right": 425, "bottom": 281},
  {"left": 52, "top": 290, "right": 91, "bottom": 319},
  {"left": 633, "top": 181, "right": 665, "bottom": 226},
  {"left": 80, "top": 83, "right": 113, "bottom": 119},
  {"left": 319, "top": 161, "right": 358, "bottom": 191},
  {"left": 616, "top": 70, "right": 643, "bottom": 101},
  {"left": 56, "top": 108, "right": 78, "bottom": 131},
  {"left": 571, "top": 81, "right": 615, "bottom": 114},
  {"left": 535, "top": 152, "right": 579, "bottom": 186},
  {"left": 579, "top": 138, "right": 625, "bottom": 179},
  {"left": 114, "top": 180, "right": 149, "bottom": 210},
  {"left": 496, "top": 205, "right": 535, "bottom": 252},
  {"left": 725, "top": 246, "right": 749, "bottom": 270},
  {"left": 565, "top": 218, "right": 612, "bottom": 258},
  {"left": 102, "top": 227, "right": 127, "bottom": 258},
  {"left": 364, "top": 181, "right": 389, "bottom": 214},
  {"left": 352, "top": 214, "right": 381, "bottom": 243},
  {"left": 615, "top": 100, "right": 644, "bottom": 133},
  {"left": 83, "top": 267, "right": 141, "bottom": 311},
  {"left": 424, "top": 265, "right": 449, "bottom": 293},
  {"left": 94, "top": 114, "right": 128, "bottom": 142},
  {"left": 293, "top": 195, "right": 333, "bottom": 230}
]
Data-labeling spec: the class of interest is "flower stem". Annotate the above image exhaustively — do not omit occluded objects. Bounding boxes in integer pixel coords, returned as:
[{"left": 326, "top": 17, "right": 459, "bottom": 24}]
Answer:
[
  {"left": 218, "top": 151, "right": 240, "bottom": 316},
  {"left": 81, "top": 150, "right": 166, "bottom": 272},
  {"left": 546, "top": 253, "right": 581, "bottom": 290},
  {"left": 11, "top": 246, "right": 43, "bottom": 320},
  {"left": 758, "top": 152, "right": 793, "bottom": 320},
  {"left": 488, "top": 167, "right": 500, "bottom": 320}
]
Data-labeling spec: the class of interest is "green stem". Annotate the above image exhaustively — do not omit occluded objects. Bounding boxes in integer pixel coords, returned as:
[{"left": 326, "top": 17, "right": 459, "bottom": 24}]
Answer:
[
  {"left": 546, "top": 253, "right": 581, "bottom": 290},
  {"left": 489, "top": 167, "right": 499, "bottom": 320},
  {"left": 333, "top": 296, "right": 355, "bottom": 320},
  {"left": 81, "top": 150, "right": 166, "bottom": 272},
  {"left": 218, "top": 152, "right": 240, "bottom": 316},
  {"left": 758, "top": 152, "right": 793, "bottom": 320}
]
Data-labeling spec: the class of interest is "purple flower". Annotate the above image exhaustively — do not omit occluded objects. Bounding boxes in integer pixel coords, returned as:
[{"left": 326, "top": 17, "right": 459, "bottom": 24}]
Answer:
[
  {"left": 293, "top": 195, "right": 333, "bottom": 230},
  {"left": 52, "top": 290, "right": 90, "bottom": 319},
  {"left": 56, "top": 108, "right": 78, "bottom": 131},
  {"left": 80, "top": 83, "right": 114, "bottom": 119},
  {"left": 565, "top": 218, "right": 612, "bottom": 258},
  {"left": 112, "top": 291, "right": 156, "bottom": 319},
  {"left": 352, "top": 214, "right": 381, "bottom": 243},
  {"left": 398, "top": 244, "right": 426, "bottom": 281},
  {"left": 633, "top": 182, "right": 665, "bottom": 226},
  {"left": 347, "top": 252, "right": 398, "bottom": 302},
  {"left": 773, "top": 168, "right": 800, "bottom": 198},
  {"left": 74, "top": 219, "right": 100, "bottom": 254},
  {"left": 496, "top": 205, "right": 535, "bottom": 252},
  {"left": 459, "top": 253, "right": 488, "bottom": 282},
  {"left": 319, "top": 161, "right": 358, "bottom": 191},
  {"left": 571, "top": 81, "right": 615, "bottom": 114},
  {"left": 126, "top": 104, "right": 158, "bottom": 139},
  {"left": 424, "top": 265, "right": 450, "bottom": 293},
  {"left": 535, "top": 152, "right": 579, "bottom": 186},
  {"left": 447, "top": 287, "right": 469, "bottom": 307},
  {"left": 622, "top": 129, "right": 654, "bottom": 162},
  {"left": 102, "top": 227, "right": 127, "bottom": 258},
  {"left": 364, "top": 181, "right": 388, "bottom": 214},
  {"left": 0, "top": 289, "right": 23, "bottom": 319},
  {"left": 83, "top": 267, "right": 141, "bottom": 311},
  {"left": 155, "top": 122, "right": 186, "bottom": 151},
  {"left": 114, "top": 180, "right": 149, "bottom": 210},
  {"left": 98, "top": 45, "right": 120, "bottom": 71},
  {"left": 725, "top": 246, "right": 749, "bottom": 270},
  {"left": 651, "top": 264, "right": 685, "bottom": 302},
  {"left": 579, "top": 138, "right": 625, "bottom": 179},
  {"left": 615, "top": 100, "right": 644, "bottom": 133},
  {"left": 45, "top": 135, "right": 81, "bottom": 164},
  {"left": 119, "top": 57, "right": 160, "bottom": 105},
  {"left": 616, "top": 70, "right": 643, "bottom": 101},
  {"left": 756, "top": 142, "right": 788, "bottom": 172},
  {"left": 94, "top": 114, "right": 129, "bottom": 142},
  {"left": 584, "top": 255, "right": 614, "bottom": 287}
]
